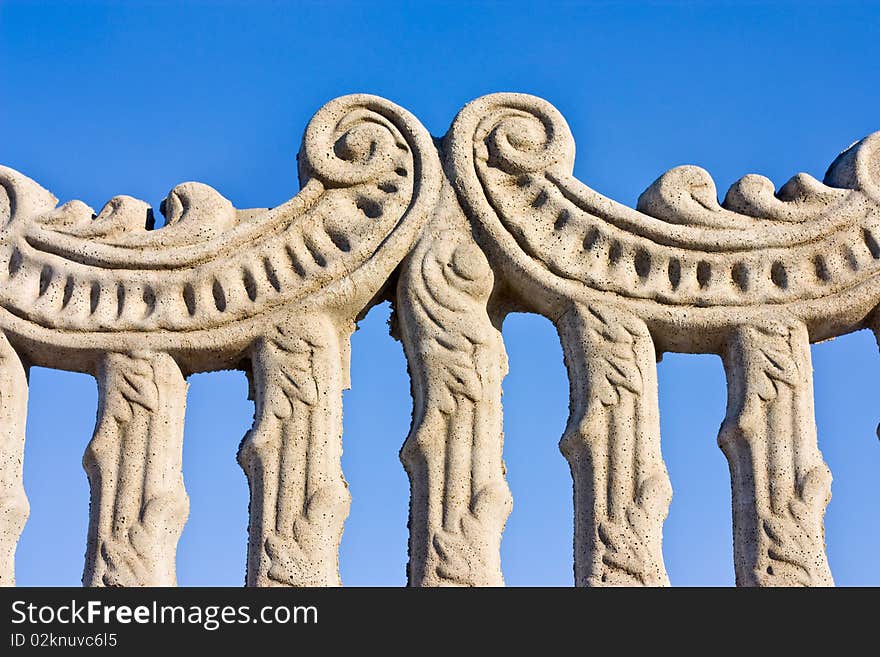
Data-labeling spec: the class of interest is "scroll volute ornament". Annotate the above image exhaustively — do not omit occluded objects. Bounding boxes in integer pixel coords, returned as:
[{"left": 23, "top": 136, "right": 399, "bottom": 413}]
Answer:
[
  {"left": 234, "top": 97, "right": 444, "bottom": 587},
  {"left": 0, "top": 94, "right": 443, "bottom": 588},
  {"left": 445, "top": 93, "right": 880, "bottom": 587},
  {"left": 0, "top": 94, "right": 442, "bottom": 372},
  {"left": 447, "top": 93, "right": 880, "bottom": 351}
]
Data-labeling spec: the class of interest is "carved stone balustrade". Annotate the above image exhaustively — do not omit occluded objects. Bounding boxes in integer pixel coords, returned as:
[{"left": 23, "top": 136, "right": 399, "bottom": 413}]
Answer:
[{"left": 0, "top": 92, "right": 877, "bottom": 586}]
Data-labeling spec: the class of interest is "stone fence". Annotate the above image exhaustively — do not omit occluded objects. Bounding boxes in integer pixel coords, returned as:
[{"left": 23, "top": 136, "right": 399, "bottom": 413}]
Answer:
[{"left": 1, "top": 94, "right": 877, "bottom": 587}]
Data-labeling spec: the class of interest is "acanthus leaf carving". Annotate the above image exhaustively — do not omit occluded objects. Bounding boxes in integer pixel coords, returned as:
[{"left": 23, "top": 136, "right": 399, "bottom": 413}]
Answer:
[
  {"left": 718, "top": 320, "right": 833, "bottom": 587},
  {"left": 582, "top": 305, "right": 644, "bottom": 405},
  {"left": 2, "top": 92, "right": 878, "bottom": 587},
  {"left": 83, "top": 351, "right": 189, "bottom": 587},
  {"left": 557, "top": 302, "right": 671, "bottom": 587},
  {"left": 0, "top": 94, "right": 440, "bottom": 365},
  {"left": 396, "top": 182, "right": 512, "bottom": 587},
  {"left": 238, "top": 314, "right": 352, "bottom": 587},
  {"left": 0, "top": 332, "right": 28, "bottom": 587},
  {"left": 263, "top": 484, "right": 351, "bottom": 587},
  {"left": 447, "top": 93, "right": 880, "bottom": 352},
  {"left": 430, "top": 481, "right": 513, "bottom": 586},
  {"left": 596, "top": 473, "right": 672, "bottom": 586}
]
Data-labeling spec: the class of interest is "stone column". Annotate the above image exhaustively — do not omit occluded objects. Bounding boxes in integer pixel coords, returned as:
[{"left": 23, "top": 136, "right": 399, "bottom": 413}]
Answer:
[
  {"left": 238, "top": 313, "right": 352, "bottom": 587},
  {"left": 396, "top": 218, "right": 512, "bottom": 587},
  {"left": 0, "top": 333, "right": 28, "bottom": 587},
  {"left": 718, "top": 319, "right": 833, "bottom": 586},
  {"left": 870, "top": 312, "right": 880, "bottom": 445},
  {"left": 83, "top": 352, "right": 189, "bottom": 586},
  {"left": 557, "top": 302, "right": 672, "bottom": 586}
]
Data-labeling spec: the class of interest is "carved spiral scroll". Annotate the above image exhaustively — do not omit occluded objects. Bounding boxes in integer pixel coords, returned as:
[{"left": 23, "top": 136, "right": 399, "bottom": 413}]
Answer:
[
  {"left": 449, "top": 93, "right": 880, "bottom": 352},
  {"left": 451, "top": 93, "right": 575, "bottom": 179},
  {"left": 301, "top": 99, "right": 409, "bottom": 188},
  {"left": 0, "top": 93, "right": 876, "bottom": 589},
  {"left": 0, "top": 94, "right": 441, "bottom": 374}
]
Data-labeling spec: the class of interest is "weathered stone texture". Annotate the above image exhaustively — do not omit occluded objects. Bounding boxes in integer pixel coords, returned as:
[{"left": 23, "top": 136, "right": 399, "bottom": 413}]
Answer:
[{"left": 0, "top": 92, "right": 877, "bottom": 586}]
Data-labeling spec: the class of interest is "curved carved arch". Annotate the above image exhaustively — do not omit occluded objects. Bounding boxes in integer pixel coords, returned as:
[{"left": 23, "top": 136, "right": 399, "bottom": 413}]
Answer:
[
  {"left": 444, "top": 93, "right": 880, "bottom": 587},
  {"left": 0, "top": 94, "right": 442, "bottom": 588},
  {"left": 0, "top": 94, "right": 442, "bottom": 374},
  {"left": 446, "top": 93, "right": 880, "bottom": 353},
  {"left": 0, "top": 91, "right": 874, "bottom": 588}
]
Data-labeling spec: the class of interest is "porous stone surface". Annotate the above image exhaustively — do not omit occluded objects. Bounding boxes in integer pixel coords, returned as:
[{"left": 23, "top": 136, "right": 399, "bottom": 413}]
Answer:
[
  {"left": 0, "top": 92, "right": 877, "bottom": 586},
  {"left": 83, "top": 352, "right": 189, "bottom": 587}
]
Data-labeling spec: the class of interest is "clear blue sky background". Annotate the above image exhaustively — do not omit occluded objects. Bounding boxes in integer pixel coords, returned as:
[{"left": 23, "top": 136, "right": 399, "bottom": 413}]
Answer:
[{"left": 2, "top": 1, "right": 878, "bottom": 586}]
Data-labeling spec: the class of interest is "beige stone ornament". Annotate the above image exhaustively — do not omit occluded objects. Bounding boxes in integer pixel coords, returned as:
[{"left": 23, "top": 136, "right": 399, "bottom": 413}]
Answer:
[{"left": 1, "top": 92, "right": 877, "bottom": 587}]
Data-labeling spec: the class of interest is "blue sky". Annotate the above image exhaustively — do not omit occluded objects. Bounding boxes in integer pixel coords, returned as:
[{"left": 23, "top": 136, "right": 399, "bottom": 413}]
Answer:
[{"left": 2, "top": 1, "right": 878, "bottom": 586}]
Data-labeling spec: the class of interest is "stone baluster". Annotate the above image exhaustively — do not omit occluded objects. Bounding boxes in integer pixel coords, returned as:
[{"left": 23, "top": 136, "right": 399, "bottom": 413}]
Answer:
[
  {"left": 556, "top": 302, "right": 672, "bottom": 586},
  {"left": 718, "top": 319, "right": 833, "bottom": 586},
  {"left": 870, "top": 311, "right": 880, "bottom": 445},
  {"left": 83, "top": 351, "right": 190, "bottom": 586},
  {"left": 0, "top": 333, "right": 28, "bottom": 586},
  {"left": 396, "top": 189, "right": 513, "bottom": 587},
  {"left": 238, "top": 313, "right": 352, "bottom": 587}
]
